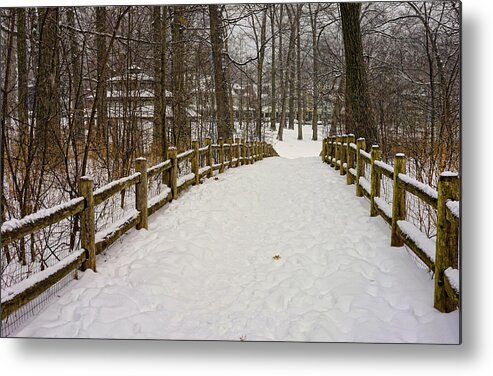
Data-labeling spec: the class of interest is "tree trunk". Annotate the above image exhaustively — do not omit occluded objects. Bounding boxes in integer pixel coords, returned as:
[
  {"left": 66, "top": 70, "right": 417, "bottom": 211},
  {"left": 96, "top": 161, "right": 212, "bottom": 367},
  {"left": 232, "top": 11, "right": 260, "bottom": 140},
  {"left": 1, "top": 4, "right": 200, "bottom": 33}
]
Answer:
[
  {"left": 340, "top": 3, "right": 376, "bottom": 145},
  {"left": 160, "top": 6, "right": 168, "bottom": 160},
  {"left": 255, "top": 9, "right": 267, "bottom": 141},
  {"left": 269, "top": 5, "right": 277, "bottom": 131},
  {"left": 16, "top": 9, "right": 29, "bottom": 153},
  {"left": 309, "top": 4, "right": 319, "bottom": 141},
  {"left": 296, "top": 5, "right": 303, "bottom": 140},
  {"left": 224, "top": 36, "right": 234, "bottom": 137},
  {"left": 209, "top": 5, "right": 232, "bottom": 140},
  {"left": 152, "top": 6, "right": 162, "bottom": 157},
  {"left": 171, "top": 6, "right": 188, "bottom": 147},
  {"left": 288, "top": 38, "right": 295, "bottom": 131},
  {"left": 96, "top": 7, "right": 107, "bottom": 143},
  {"left": 35, "top": 8, "right": 60, "bottom": 154},
  {"left": 67, "top": 8, "right": 84, "bottom": 144},
  {"left": 276, "top": 5, "right": 285, "bottom": 141}
]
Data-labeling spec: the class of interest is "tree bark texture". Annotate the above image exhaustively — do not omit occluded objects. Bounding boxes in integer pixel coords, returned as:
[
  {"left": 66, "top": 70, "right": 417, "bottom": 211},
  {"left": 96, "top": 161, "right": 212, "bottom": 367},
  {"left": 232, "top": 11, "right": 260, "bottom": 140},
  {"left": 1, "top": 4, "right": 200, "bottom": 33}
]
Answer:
[
  {"left": 35, "top": 8, "right": 61, "bottom": 153},
  {"left": 96, "top": 7, "right": 108, "bottom": 141},
  {"left": 340, "top": 3, "right": 377, "bottom": 145},
  {"left": 172, "top": 6, "right": 188, "bottom": 147},
  {"left": 209, "top": 5, "right": 233, "bottom": 140}
]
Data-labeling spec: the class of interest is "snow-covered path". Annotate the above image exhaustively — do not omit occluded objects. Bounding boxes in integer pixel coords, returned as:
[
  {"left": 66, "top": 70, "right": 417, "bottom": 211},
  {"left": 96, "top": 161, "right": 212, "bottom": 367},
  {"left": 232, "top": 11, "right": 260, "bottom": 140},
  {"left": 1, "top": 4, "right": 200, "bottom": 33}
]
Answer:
[{"left": 16, "top": 129, "right": 458, "bottom": 342}]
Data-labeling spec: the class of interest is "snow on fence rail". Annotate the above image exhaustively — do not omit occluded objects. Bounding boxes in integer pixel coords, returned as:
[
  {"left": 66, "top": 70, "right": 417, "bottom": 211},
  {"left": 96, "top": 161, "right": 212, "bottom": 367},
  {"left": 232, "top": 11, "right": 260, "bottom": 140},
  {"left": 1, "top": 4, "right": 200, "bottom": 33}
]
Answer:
[
  {"left": 0, "top": 137, "right": 276, "bottom": 336},
  {"left": 321, "top": 134, "right": 460, "bottom": 313}
]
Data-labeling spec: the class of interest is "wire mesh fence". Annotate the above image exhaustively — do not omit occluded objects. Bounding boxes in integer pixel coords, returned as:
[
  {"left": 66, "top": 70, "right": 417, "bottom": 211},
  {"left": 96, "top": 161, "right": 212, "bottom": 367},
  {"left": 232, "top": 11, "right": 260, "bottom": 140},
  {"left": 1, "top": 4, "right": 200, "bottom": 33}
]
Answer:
[
  {"left": 148, "top": 169, "right": 169, "bottom": 202},
  {"left": 94, "top": 184, "right": 137, "bottom": 235},
  {"left": 375, "top": 158, "right": 437, "bottom": 273},
  {"left": 1, "top": 216, "right": 80, "bottom": 289},
  {"left": 0, "top": 141, "right": 286, "bottom": 335},
  {"left": 1, "top": 268, "right": 78, "bottom": 337}
]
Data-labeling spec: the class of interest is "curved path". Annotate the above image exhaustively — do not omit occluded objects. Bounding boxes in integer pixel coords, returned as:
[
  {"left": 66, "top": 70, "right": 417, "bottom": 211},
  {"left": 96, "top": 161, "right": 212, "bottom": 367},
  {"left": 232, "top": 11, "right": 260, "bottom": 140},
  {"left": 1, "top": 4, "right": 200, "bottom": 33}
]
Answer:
[{"left": 16, "top": 133, "right": 459, "bottom": 342}]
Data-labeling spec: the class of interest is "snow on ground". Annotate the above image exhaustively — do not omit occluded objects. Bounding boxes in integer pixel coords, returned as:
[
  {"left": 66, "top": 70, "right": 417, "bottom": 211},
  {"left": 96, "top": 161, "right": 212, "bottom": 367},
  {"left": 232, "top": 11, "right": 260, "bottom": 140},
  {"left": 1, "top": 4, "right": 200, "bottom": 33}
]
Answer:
[
  {"left": 15, "top": 134, "right": 458, "bottom": 342},
  {"left": 268, "top": 124, "right": 323, "bottom": 159}
]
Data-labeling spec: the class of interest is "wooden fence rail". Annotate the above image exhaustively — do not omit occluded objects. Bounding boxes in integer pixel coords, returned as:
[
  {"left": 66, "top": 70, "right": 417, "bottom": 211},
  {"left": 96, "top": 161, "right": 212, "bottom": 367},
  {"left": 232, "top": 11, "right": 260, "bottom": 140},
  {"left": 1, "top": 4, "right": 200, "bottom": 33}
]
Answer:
[
  {"left": 1, "top": 139, "right": 276, "bottom": 323},
  {"left": 321, "top": 134, "right": 460, "bottom": 313}
]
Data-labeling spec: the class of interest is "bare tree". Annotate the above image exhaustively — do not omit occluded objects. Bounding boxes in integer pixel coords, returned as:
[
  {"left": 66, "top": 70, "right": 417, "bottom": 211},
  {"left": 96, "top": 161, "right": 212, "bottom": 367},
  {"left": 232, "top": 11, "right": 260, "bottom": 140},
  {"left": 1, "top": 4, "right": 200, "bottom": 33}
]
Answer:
[
  {"left": 251, "top": 6, "right": 267, "bottom": 141},
  {"left": 340, "top": 2, "right": 376, "bottom": 144},
  {"left": 296, "top": 4, "right": 303, "bottom": 140},
  {"left": 209, "top": 4, "right": 232, "bottom": 140},
  {"left": 269, "top": 4, "right": 277, "bottom": 131},
  {"left": 95, "top": 7, "right": 108, "bottom": 143},
  {"left": 309, "top": 3, "right": 320, "bottom": 141}
]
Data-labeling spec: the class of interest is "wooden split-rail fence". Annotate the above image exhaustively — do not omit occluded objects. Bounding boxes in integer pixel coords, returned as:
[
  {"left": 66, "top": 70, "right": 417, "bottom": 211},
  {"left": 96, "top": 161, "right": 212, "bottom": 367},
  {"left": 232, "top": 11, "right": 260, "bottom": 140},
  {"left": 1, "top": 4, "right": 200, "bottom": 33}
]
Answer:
[
  {"left": 1, "top": 138, "right": 277, "bottom": 323},
  {"left": 321, "top": 134, "right": 460, "bottom": 313}
]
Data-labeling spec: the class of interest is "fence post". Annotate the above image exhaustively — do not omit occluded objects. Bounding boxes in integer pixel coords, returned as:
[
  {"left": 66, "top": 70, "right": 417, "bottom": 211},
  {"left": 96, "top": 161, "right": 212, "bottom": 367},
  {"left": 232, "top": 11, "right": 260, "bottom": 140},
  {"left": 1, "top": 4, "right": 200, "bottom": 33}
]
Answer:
[
  {"left": 370, "top": 145, "right": 381, "bottom": 217},
  {"left": 168, "top": 147, "right": 178, "bottom": 199},
  {"left": 235, "top": 138, "right": 241, "bottom": 167},
  {"left": 161, "top": 149, "right": 168, "bottom": 185},
  {"left": 240, "top": 138, "right": 245, "bottom": 165},
  {"left": 327, "top": 137, "right": 331, "bottom": 163},
  {"left": 219, "top": 137, "right": 225, "bottom": 173},
  {"left": 227, "top": 138, "right": 233, "bottom": 168},
  {"left": 135, "top": 157, "right": 149, "bottom": 230},
  {"left": 259, "top": 141, "right": 264, "bottom": 160},
  {"left": 391, "top": 153, "right": 406, "bottom": 246},
  {"left": 332, "top": 136, "right": 337, "bottom": 167},
  {"left": 191, "top": 140, "right": 200, "bottom": 185},
  {"left": 205, "top": 137, "right": 213, "bottom": 177},
  {"left": 322, "top": 138, "right": 327, "bottom": 162},
  {"left": 246, "top": 141, "right": 251, "bottom": 165},
  {"left": 79, "top": 176, "right": 96, "bottom": 272},
  {"left": 323, "top": 138, "right": 328, "bottom": 163},
  {"left": 327, "top": 136, "right": 334, "bottom": 167},
  {"left": 335, "top": 136, "right": 341, "bottom": 170},
  {"left": 326, "top": 137, "right": 330, "bottom": 165},
  {"left": 434, "top": 172, "right": 459, "bottom": 313},
  {"left": 340, "top": 135, "right": 348, "bottom": 176},
  {"left": 355, "top": 138, "right": 366, "bottom": 197},
  {"left": 346, "top": 134, "right": 356, "bottom": 185}
]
